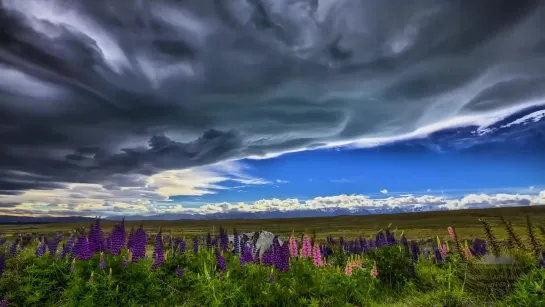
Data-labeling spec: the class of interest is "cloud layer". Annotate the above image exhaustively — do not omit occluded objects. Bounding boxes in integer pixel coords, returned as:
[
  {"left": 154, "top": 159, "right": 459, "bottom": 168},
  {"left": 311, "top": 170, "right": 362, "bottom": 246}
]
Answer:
[{"left": 1, "top": 0, "right": 545, "bottom": 207}]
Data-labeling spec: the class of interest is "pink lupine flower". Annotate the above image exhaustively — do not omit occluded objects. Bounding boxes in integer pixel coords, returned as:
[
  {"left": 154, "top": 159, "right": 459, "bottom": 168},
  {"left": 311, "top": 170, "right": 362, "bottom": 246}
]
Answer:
[
  {"left": 301, "top": 234, "right": 312, "bottom": 258},
  {"left": 345, "top": 262, "right": 353, "bottom": 276},
  {"left": 447, "top": 227, "right": 456, "bottom": 240},
  {"left": 312, "top": 244, "right": 323, "bottom": 267},
  {"left": 370, "top": 264, "right": 378, "bottom": 278},
  {"left": 462, "top": 247, "right": 473, "bottom": 260},
  {"left": 288, "top": 233, "right": 298, "bottom": 257},
  {"left": 440, "top": 244, "right": 448, "bottom": 259}
]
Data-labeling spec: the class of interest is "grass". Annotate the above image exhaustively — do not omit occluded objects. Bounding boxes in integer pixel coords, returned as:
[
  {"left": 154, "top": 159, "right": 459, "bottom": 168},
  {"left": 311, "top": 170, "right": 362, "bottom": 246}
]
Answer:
[{"left": 2, "top": 205, "right": 545, "bottom": 241}]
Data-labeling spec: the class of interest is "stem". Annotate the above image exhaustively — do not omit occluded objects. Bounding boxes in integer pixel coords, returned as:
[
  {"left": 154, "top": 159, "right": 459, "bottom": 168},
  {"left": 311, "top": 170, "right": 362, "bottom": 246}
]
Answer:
[{"left": 461, "top": 262, "right": 468, "bottom": 292}]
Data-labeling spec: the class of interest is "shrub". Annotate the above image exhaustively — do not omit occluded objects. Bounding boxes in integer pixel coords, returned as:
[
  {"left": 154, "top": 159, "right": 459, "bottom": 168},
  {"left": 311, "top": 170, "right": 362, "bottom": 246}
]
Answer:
[{"left": 368, "top": 245, "right": 415, "bottom": 291}]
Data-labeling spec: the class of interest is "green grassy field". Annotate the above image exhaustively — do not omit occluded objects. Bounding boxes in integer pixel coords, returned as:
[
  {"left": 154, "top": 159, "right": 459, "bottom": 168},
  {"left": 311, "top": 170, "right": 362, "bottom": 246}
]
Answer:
[{"left": 1, "top": 205, "right": 545, "bottom": 241}]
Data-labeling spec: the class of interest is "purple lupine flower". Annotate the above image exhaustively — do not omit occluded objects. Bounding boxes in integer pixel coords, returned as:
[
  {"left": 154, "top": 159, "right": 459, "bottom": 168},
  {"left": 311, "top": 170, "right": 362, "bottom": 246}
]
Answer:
[
  {"left": 74, "top": 234, "right": 92, "bottom": 260},
  {"left": 99, "top": 253, "right": 106, "bottom": 270},
  {"left": 122, "top": 253, "right": 129, "bottom": 268},
  {"left": 369, "top": 239, "right": 376, "bottom": 249},
  {"left": 179, "top": 239, "right": 186, "bottom": 254},
  {"left": 111, "top": 222, "right": 126, "bottom": 256},
  {"left": 191, "top": 236, "right": 198, "bottom": 253},
  {"left": 8, "top": 239, "right": 18, "bottom": 258},
  {"left": 0, "top": 239, "right": 6, "bottom": 246},
  {"left": 233, "top": 229, "right": 240, "bottom": 254},
  {"left": 385, "top": 228, "right": 396, "bottom": 246},
  {"left": 151, "top": 231, "right": 164, "bottom": 271},
  {"left": 206, "top": 233, "right": 212, "bottom": 249},
  {"left": 470, "top": 238, "right": 487, "bottom": 257},
  {"left": 131, "top": 226, "right": 147, "bottom": 262},
  {"left": 57, "top": 244, "right": 65, "bottom": 259},
  {"left": 35, "top": 238, "right": 46, "bottom": 257},
  {"left": 375, "top": 231, "right": 386, "bottom": 248},
  {"left": 65, "top": 235, "right": 74, "bottom": 256},
  {"left": 89, "top": 218, "right": 105, "bottom": 254},
  {"left": 433, "top": 245, "right": 443, "bottom": 263},
  {"left": 0, "top": 255, "right": 5, "bottom": 278},
  {"left": 1, "top": 295, "right": 7, "bottom": 307},
  {"left": 410, "top": 241, "right": 420, "bottom": 261},
  {"left": 339, "top": 236, "right": 345, "bottom": 250},
  {"left": 275, "top": 243, "right": 290, "bottom": 272},
  {"left": 262, "top": 248, "right": 274, "bottom": 266},
  {"left": 21, "top": 235, "right": 33, "bottom": 250},
  {"left": 48, "top": 233, "right": 62, "bottom": 258},
  {"left": 423, "top": 248, "right": 430, "bottom": 261},
  {"left": 215, "top": 248, "right": 227, "bottom": 272},
  {"left": 177, "top": 267, "right": 184, "bottom": 278},
  {"left": 127, "top": 227, "right": 135, "bottom": 251},
  {"left": 219, "top": 227, "right": 229, "bottom": 252},
  {"left": 104, "top": 235, "right": 112, "bottom": 252},
  {"left": 400, "top": 235, "right": 409, "bottom": 254},
  {"left": 538, "top": 252, "right": 545, "bottom": 269},
  {"left": 240, "top": 245, "right": 254, "bottom": 266}
]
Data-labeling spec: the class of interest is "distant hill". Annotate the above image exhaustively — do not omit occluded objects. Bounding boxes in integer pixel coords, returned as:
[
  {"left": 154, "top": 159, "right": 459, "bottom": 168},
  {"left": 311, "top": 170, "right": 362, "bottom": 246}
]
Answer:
[{"left": 0, "top": 215, "right": 95, "bottom": 224}]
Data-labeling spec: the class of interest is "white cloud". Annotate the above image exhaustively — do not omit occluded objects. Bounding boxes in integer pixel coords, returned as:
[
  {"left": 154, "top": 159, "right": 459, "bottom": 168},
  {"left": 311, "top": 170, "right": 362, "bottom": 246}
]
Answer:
[
  {"left": 3, "top": 189, "right": 544, "bottom": 217},
  {"left": 380, "top": 189, "right": 388, "bottom": 194},
  {"left": 276, "top": 179, "right": 289, "bottom": 184},
  {"left": 530, "top": 186, "right": 535, "bottom": 190}
]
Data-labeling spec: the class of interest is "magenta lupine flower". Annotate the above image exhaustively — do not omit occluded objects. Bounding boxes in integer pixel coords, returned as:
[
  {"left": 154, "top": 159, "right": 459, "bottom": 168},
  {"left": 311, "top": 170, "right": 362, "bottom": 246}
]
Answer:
[
  {"left": 35, "top": 238, "right": 46, "bottom": 257},
  {"left": 131, "top": 226, "right": 147, "bottom": 262},
  {"left": 447, "top": 227, "right": 456, "bottom": 241},
  {"left": 301, "top": 234, "right": 312, "bottom": 258},
  {"left": 99, "top": 253, "right": 106, "bottom": 270},
  {"left": 177, "top": 267, "right": 184, "bottom": 278},
  {"left": 312, "top": 244, "right": 323, "bottom": 267},
  {"left": 1, "top": 294, "right": 7, "bottom": 307},
  {"left": 288, "top": 233, "right": 298, "bottom": 257},
  {"left": 215, "top": 248, "right": 227, "bottom": 272},
  {"left": 0, "top": 255, "right": 5, "bottom": 278},
  {"left": 151, "top": 231, "right": 164, "bottom": 271},
  {"left": 440, "top": 244, "right": 448, "bottom": 259},
  {"left": 74, "top": 234, "right": 92, "bottom": 260}
]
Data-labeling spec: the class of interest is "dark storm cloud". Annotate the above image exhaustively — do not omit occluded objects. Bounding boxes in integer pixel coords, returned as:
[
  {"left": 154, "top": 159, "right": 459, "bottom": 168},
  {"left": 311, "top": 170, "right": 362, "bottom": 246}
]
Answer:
[{"left": 0, "top": 0, "right": 545, "bottom": 194}]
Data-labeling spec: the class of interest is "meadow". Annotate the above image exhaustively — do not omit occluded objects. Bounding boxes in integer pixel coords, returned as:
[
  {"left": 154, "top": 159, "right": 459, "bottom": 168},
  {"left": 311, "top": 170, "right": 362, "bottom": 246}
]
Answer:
[{"left": 0, "top": 206, "right": 544, "bottom": 306}]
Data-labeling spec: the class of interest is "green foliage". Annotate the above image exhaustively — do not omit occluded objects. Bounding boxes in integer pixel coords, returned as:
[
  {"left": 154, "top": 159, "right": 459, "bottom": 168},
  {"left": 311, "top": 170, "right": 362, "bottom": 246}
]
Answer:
[
  {"left": 368, "top": 245, "right": 415, "bottom": 291},
  {"left": 502, "top": 268, "right": 545, "bottom": 307}
]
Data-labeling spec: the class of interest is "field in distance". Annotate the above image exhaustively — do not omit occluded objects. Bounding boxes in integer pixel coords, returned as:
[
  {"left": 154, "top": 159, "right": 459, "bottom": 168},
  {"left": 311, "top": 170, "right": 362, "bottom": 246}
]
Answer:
[{"left": 1, "top": 205, "right": 544, "bottom": 241}]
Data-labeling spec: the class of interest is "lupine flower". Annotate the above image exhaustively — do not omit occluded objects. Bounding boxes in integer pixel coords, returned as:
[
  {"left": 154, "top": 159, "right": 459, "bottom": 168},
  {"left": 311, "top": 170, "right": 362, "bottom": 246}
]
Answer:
[
  {"left": 99, "top": 253, "right": 106, "bottom": 270},
  {"left": 1, "top": 295, "right": 7, "bottom": 307},
  {"left": 385, "top": 227, "right": 396, "bottom": 246},
  {"left": 275, "top": 243, "right": 290, "bottom": 272},
  {"left": 370, "top": 263, "right": 378, "bottom": 278},
  {"left": 400, "top": 235, "right": 409, "bottom": 254},
  {"left": 179, "top": 239, "right": 186, "bottom": 254},
  {"left": 339, "top": 236, "right": 345, "bottom": 250},
  {"left": 8, "top": 240, "right": 18, "bottom": 258},
  {"left": 470, "top": 238, "right": 487, "bottom": 257},
  {"left": 262, "top": 248, "right": 274, "bottom": 266},
  {"left": 345, "top": 262, "right": 353, "bottom": 276},
  {"left": 57, "top": 244, "right": 65, "bottom": 259},
  {"left": 233, "top": 229, "right": 240, "bottom": 254},
  {"left": 433, "top": 245, "right": 443, "bottom": 263},
  {"left": 462, "top": 247, "right": 473, "bottom": 260},
  {"left": 74, "top": 234, "right": 92, "bottom": 260},
  {"left": 410, "top": 241, "right": 420, "bottom": 261},
  {"left": 376, "top": 231, "right": 387, "bottom": 248},
  {"left": 35, "top": 239, "right": 46, "bottom": 258},
  {"left": 127, "top": 227, "right": 135, "bottom": 251},
  {"left": 131, "top": 226, "right": 147, "bottom": 262},
  {"left": 240, "top": 245, "right": 254, "bottom": 266},
  {"left": 447, "top": 227, "right": 456, "bottom": 241},
  {"left": 47, "top": 233, "right": 62, "bottom": 258},
  {"left": 215, "top": 248, "right": 227, "bottom": 272},
  {"left": 88, "top": 219, "right": 105, "bottom": 254},
  {"left": 151, "top": 231, "right": 165, "bottom": 271},
  {"left": 440, "top": 244, "right": 448, "bottom": 259},
  {"left": 301, "top": 234, "right": 312, "bottom": 258},
  {"left": 192, "top": 236, "right": 199, "bottom": 253},
  {"left": 0, "top": 239, "right": 6, "bottom": 246},
  {"left": 177, "top": 267, "right": 184, "bottom": 278},
  {"left": 219, "top": 227, "right": 229, "bottom": 252},
  {"left": 312, "top": 244, "right": 323, "bottom": 267},
  {"left": 423, "top": 248, "right": 430, "bottom": 261},
  {"left": 206, "top": 233, "right": 212, "bottom": 249},
  {"left": 288, "top": 233, "right": 298, "bottom": 257},
  {"left": 65, "top": 235, "right": 74, "bottom": 256},
  {"left": 111, "top": 221, "right": 126, "bottom": 256},
  {"left": 0, "top": 255, "right": 5, "bottom": 278},
  {"left": 21, "top": 235, "right": 33, "bottom": 250}
]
